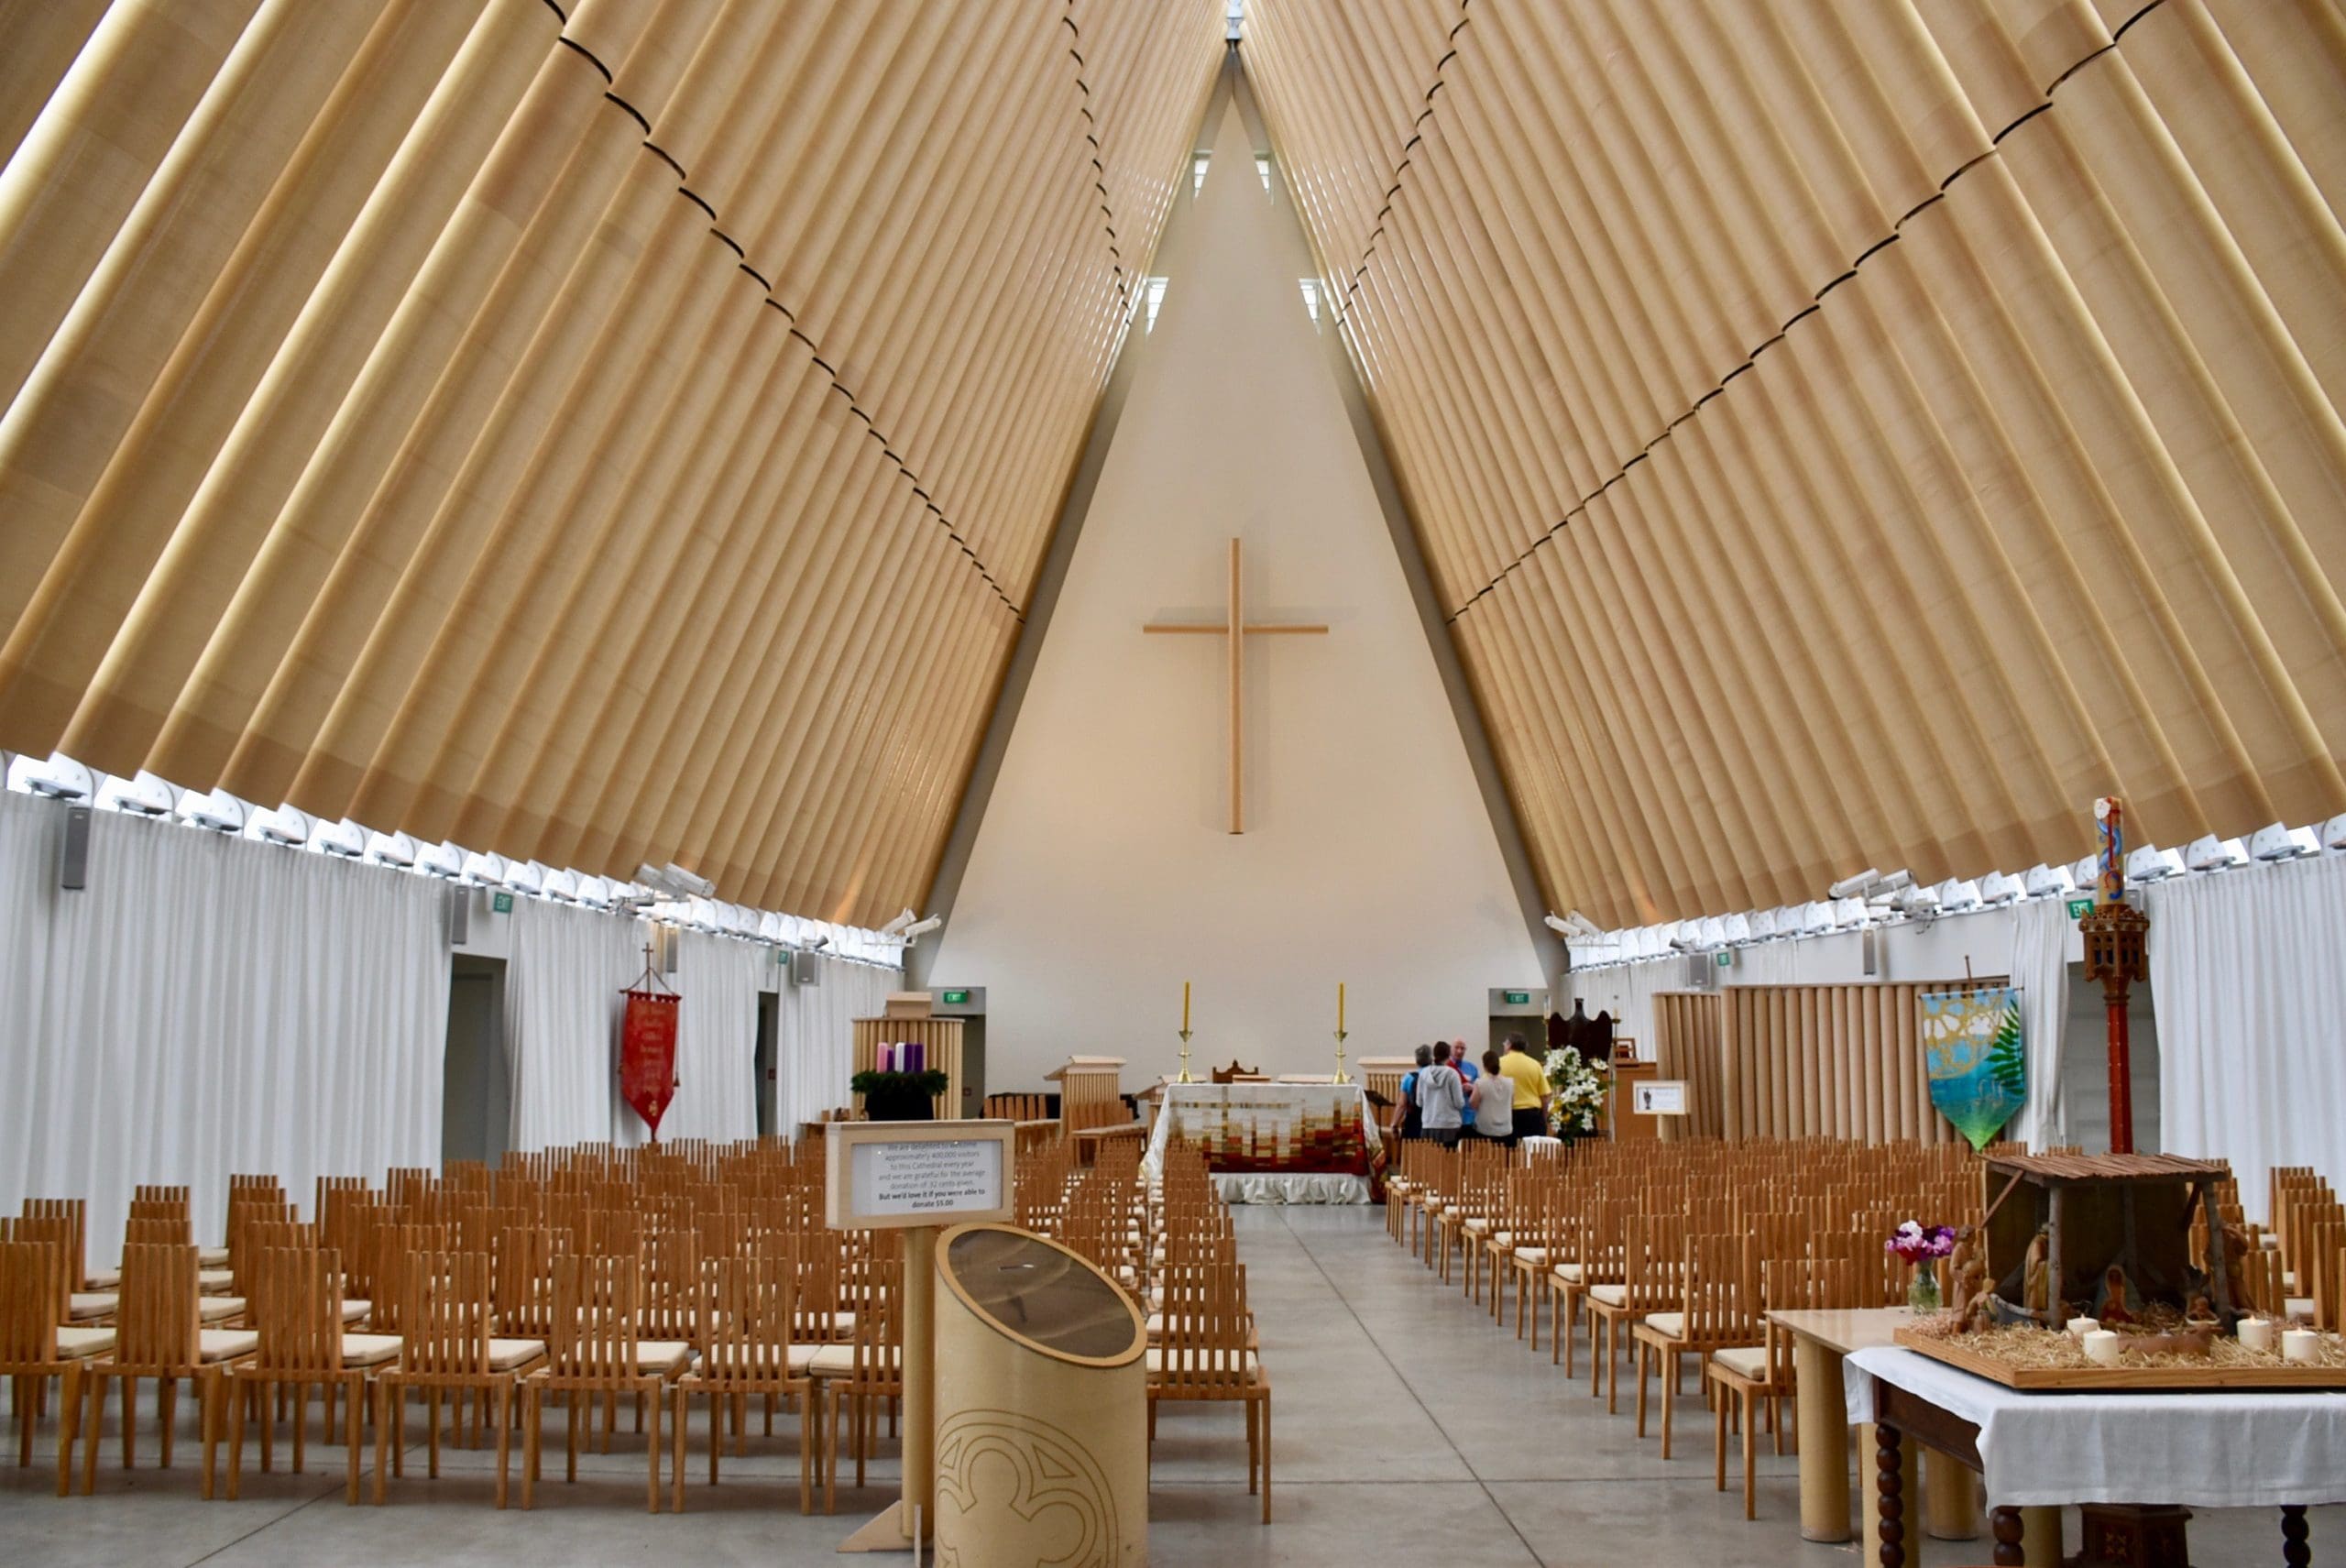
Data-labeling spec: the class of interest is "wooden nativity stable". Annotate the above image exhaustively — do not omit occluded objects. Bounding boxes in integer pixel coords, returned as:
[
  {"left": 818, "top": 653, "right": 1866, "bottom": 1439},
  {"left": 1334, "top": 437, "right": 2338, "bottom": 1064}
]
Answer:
[{"left": 1980, "top": 1152, "right": 2241, "bottom": 1329}]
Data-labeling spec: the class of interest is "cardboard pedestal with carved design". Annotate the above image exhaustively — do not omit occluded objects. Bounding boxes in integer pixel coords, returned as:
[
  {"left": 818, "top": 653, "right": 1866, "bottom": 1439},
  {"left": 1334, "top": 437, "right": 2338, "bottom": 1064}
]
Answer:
[{"left": 933, "top": 1223, "right": 1147, "bottom": 1567}]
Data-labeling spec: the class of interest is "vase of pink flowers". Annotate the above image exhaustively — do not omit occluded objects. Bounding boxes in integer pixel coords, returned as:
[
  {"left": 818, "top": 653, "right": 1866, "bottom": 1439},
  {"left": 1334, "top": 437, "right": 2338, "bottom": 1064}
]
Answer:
[{"left": 1887, "top": 1220, "right": 1958, "bottom": 1312}]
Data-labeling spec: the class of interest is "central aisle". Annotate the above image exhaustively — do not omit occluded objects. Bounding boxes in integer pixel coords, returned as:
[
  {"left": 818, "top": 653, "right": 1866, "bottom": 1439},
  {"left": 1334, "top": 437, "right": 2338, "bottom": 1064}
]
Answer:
[{"left": 1150, "top": 1205, "right": 1806, "bottom": 1564}]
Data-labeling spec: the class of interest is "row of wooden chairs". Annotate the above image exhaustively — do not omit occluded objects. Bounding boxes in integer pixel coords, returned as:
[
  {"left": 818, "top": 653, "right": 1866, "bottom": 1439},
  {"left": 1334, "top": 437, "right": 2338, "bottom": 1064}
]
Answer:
[{"left": 1387, "top": 1135, "right": 1985, "bottom": 1519}]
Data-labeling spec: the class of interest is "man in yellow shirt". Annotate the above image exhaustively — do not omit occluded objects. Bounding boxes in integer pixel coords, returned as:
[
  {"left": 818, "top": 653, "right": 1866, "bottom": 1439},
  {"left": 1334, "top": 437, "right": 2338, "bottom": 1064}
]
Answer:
[{"left": 1496, "top": 1035, "right": 1550, "bottom": 1145}]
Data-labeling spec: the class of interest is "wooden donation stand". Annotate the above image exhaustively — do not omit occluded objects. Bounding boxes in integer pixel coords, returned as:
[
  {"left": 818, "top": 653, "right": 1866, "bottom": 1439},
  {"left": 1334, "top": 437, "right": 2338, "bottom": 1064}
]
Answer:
[
  {"left": 826, "top": 1120, "right": 1015, "bottom": 1552},
  {"left": 852, "top": 992, "right": 966, "bottom": 1119},
  {"left": 1608, "top": 1046, "right": 1658, "bottom": 1141},
  {"left": 933, "top": 1224, "right": 1147, "bottom": 1566}
]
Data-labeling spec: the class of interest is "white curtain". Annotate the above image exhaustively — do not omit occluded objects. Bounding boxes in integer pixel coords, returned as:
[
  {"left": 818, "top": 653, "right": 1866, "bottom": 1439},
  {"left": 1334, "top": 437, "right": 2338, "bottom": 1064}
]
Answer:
[
  {"left": 0, "top": 793, "right": 447, "bottom": 1258},
  {"left": 664, "top": 930, "right": 767, "bottom": 1142},
  {"left": 2008, "top": 897, "right": 2072, "bottom": 1152},
  {"left": 2147, "top": 857, "right": 2346, "bottom": 1223},
  {"left": 1569, "top": 956, "right": 1683, "bottom": 1060},
  {"left": 504, "top": 898, "right": 641, "bottom": 1150},
  {"left": 775, "top": 956, "right": 897, "bottom": 1135}
]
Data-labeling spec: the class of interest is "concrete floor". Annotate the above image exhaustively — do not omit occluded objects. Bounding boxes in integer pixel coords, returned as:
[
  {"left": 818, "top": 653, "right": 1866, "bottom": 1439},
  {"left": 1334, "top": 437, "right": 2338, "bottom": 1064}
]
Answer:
[{"left": 2, "top": 1206, "right": 2333, "bottom": 1565}]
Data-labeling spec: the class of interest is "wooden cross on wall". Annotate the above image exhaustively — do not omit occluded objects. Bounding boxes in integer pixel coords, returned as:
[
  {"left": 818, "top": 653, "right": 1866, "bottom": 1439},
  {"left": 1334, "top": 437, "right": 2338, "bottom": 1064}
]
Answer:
[{"left": 1143, "top": 537, "right": 1327, "bottom": 834}]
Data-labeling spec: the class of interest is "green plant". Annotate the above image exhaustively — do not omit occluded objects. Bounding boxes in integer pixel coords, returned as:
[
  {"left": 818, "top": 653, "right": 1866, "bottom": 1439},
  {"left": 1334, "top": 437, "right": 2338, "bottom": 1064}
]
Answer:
[
  {"left": 1984, "top": 1001, "right": 2027, "bottom": 1098},
  {"left": 851, "top": 1069, "right": 950, "bottom": 1097}
]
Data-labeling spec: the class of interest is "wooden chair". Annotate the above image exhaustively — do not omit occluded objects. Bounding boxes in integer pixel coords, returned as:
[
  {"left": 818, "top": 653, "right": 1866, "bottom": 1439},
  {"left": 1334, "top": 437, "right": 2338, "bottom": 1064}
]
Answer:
[
  {"left": 78, "top": 1242, "right": 258, "bottom": 1497},
  {"left": 15, "top": 1205, "right": 114, "bottom": 1324},
  {"left": 669, "top": 1250, "right": 814, "bottom": 1514},
  {"left": 0, "top": 1236, "right": 94, "bottom": 1494},
  {"left": 809, "top": 1251, "right": 901, "bottom": 1512},
  {"left": 226, "top": 1245, "right": 399, "bottom": 1503},
  {"left": 374, "top": 1250, "right": 543, "bottom": 1507},
  {"left": 1148, "top": 1260, "right": 1271, "bottom": 1523},
  {"left": 521, "top": 1253, "right": 689, "bottom": 1512},
  {"left": 1632, "top": 1232, "right": 1760, "bottom": 1458},
  {"left": 1584, "top": 1211, "right": 1683, "bottom": 1411}
]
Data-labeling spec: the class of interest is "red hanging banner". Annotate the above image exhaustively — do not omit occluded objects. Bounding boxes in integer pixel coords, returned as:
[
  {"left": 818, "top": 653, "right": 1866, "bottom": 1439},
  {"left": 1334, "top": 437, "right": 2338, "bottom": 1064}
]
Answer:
[{"left": 620, "top": 988, "right": 681, "bottom": 1139}]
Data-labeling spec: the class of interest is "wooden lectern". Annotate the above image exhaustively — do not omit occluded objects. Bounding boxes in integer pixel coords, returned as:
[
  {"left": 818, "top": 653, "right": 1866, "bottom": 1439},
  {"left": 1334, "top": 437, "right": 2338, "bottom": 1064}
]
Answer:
[{"left": 1048, "top": 1056, "right": 1140, "bottom": 1165}]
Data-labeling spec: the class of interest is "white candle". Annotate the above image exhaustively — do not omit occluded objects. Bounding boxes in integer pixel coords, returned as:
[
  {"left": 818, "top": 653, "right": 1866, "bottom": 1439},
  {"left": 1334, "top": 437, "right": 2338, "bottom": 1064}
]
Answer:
[
  {"left": 2283, "top": 1329, "right": 2319, "bottom": 1365},
  {"left": 2238, "top": 1317, "right": 2276, "bottom": 1354},
  {"left": 2066, "top": 1316, "right": 2099, "bottom": 1340},
  {"left": 2083, "top": 1329, "right": 2123, "bottom": 1367}
]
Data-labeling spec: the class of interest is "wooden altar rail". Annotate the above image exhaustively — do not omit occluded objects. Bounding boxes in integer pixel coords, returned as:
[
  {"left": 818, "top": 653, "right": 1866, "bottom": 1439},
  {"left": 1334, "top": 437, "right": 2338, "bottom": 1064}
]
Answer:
[{"left": 1650, "top": 982, "right": 2007, "bottom": 1146}]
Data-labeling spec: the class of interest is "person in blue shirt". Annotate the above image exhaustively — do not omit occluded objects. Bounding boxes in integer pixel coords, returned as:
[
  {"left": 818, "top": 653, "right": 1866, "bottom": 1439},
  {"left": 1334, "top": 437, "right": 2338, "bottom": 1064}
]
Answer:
[
  {"left": 1394, "top": 1044, "right": 1432, "bottom": 1140},
  {"left": 1453, "top": 1038, "right": 1481, "bottom": 1095}
]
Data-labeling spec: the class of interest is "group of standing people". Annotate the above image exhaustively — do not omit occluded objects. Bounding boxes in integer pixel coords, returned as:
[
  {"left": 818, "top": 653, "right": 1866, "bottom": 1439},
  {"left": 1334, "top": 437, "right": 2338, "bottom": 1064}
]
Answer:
[{"left": 1395, "top": 1035, "right": 1549, "bottom": 1148}]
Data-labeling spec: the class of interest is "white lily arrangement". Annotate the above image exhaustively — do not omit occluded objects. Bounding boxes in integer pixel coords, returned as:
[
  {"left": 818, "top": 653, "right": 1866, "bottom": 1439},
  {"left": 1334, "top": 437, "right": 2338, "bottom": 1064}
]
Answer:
[{"left": 1543, "top": 1047, "right": 1610, "bottom": 1141}]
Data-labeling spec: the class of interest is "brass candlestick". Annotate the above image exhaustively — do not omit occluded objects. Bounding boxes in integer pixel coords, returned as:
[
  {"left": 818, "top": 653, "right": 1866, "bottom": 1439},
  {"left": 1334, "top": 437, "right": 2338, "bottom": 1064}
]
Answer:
[
  {"left": 1177, "top": 1029, "right": 1195, "bottom": 1084},
  {"left": 1332, "top": 1028, "right": 1351, "bottom": 1084}
]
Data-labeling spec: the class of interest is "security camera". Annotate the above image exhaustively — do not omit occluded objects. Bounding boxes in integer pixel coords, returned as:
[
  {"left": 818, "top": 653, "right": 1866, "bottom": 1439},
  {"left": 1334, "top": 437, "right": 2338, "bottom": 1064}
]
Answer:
[
  {"left": 661, "top": 862, "right": 716, "bottom": 898},
  {"left": 1827, "top": 867, "right": 1882, "bottom": 901}
]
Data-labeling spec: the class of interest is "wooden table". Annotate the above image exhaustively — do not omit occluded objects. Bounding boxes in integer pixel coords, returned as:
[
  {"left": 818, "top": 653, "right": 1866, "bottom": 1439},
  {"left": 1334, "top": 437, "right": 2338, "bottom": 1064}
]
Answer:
[{"left": 1768, "top": 1309, "right": 1990, "bottom": 1554}]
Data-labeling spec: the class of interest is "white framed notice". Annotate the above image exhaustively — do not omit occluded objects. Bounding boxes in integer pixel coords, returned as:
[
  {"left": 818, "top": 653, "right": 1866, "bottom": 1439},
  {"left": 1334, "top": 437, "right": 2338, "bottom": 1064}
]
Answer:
[
  {"left": 825, "top": 1119, "right": 1014, "bottom": 1231},
  {"left": 1632, "top": 1080, "right": 1688, "bottom": 1117}
]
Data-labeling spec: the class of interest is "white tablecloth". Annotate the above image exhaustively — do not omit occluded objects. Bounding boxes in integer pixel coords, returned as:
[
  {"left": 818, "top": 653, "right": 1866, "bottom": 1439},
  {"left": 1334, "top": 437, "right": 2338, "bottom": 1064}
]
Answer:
[
  {"left": 1845, "top": 1346, "right": 2346, "bottom": 1508},
  {"left": 1141, "top": 1081, "right": 1380, "bottom": 1203}
]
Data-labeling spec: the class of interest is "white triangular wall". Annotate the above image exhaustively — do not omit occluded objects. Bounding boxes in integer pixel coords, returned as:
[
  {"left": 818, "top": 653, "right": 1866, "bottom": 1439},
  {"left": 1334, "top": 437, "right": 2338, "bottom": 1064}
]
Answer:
[{"left": 925, "top": 102, "right": 1540, "bottom": 1089}]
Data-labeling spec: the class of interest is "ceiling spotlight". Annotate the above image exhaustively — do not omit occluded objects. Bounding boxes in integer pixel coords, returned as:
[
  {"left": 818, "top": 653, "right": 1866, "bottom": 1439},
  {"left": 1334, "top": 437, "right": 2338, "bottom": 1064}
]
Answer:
[
  {"left": 177, "top": 787, "right": 248, "bottom": 834},
  {"left": 880, "top": 907, "right": 918, "bottom": 938},
  {"left": 247, "top": 804, "right": 314, "bottom": 848},
  {"left": 9, "top": 751, "right": 94, "bottom": 801},
  {"left": 2125, "top": 845, "right": 2181, "bottom": 882},
  {"left": 2021, "top": 863, "right": 2073, "bottom": 899},
  {"left": 1935, "top": 878, "right": 1982, "bottom": 912},
  {"left": 416, "top": 839, "right": 465, "bottom": 879},
  {"left": 902, "top": 914, "right": 944, "bottom": 941},
  {"left": 310, "top": 817, "right": 367, "bottom": 858},
  {"left": 2183, "top": 835, "right": 2247, "bottom": 872},
  {"left": 95, "top": 770, "right": 174, "bottom": 817},
  {"left": 2248, "top": 823, "right": 2319, "bottom": 861},
  {"left": 365, "top": 829, "right": 418, "bottom": 867}
]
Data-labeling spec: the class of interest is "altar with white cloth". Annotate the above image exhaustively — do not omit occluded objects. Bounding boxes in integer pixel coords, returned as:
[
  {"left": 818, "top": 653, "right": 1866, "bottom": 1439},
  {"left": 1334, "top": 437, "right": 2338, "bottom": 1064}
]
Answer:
[{"left": 1141, "top": 1081, "right": 1384, "bottom": 1204}]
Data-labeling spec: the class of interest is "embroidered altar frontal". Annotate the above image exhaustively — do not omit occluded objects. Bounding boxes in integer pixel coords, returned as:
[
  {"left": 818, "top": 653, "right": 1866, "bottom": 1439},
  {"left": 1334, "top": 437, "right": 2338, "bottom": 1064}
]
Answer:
[{"left": 1145, "top": 1083, "right": 1385, "bottom": 1202}]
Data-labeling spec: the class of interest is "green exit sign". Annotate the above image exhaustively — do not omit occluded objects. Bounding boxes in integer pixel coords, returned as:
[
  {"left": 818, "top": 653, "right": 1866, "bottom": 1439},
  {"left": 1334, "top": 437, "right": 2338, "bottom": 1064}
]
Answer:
[
  {"left": 1716, "top": 950, "right": 1733, "bottom": 967},
  {"left": 491, "top": 891, "right": 513, "bottom": 914},
  {"left": 940, "top": 990, "right": 970, "bottom": 1005},
  {"left": 2066, "top": 898, "right": 2093, "bottom": 920},
  {"left": 1503, "top": 990, "right": 1531, "bottom": 1005}
]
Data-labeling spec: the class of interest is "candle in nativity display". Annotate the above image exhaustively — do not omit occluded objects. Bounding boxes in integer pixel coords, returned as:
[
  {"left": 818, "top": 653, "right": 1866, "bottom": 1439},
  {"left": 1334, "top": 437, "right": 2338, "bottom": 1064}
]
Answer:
[
  {"left": 2066, "top": 1316, "right": 2099, "bottom": 1340},
  {"left": 2239, "top": 1317, "right": 2276, "bottom": 1354},
  {"left": 2283, "top": 1329, "right": 2319, "bottom": 1365},
  {"left": 2083, "top": 1330, "right": 2123, "bottom": 1366}
]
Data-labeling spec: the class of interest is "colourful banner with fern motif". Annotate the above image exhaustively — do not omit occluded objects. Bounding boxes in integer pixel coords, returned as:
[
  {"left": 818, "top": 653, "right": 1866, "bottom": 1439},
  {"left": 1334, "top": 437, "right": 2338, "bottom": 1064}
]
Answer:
[{"left": 1921, "top": 986, "right": 2026, "bottom": 1151}]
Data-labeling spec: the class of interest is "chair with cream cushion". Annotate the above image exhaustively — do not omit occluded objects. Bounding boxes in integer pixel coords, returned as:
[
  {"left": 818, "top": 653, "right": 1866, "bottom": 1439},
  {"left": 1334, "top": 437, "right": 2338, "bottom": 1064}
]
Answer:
[
  {"left": 1631, "top": 1231, "right": 1760, "bottom": 1459},
  {"left": 521, "top": 1252, "right": 682, "bottom": 1513},
  {"left": 374, "top": 1250, "right": 543, "bottom": 1508},
  {"left": 810, "top": 1249, "right": 901, "bottom": 1513},
  {"left": 79, "top": 1241, "right": 258, "bottom": 1498},
  {"left": 225, "top": 1244, "right": 390, "bottom": 1504},
  {"left": 1147, "top": 1259, "right": 1271, "bottom": 1523},
  {"left": 1, "top": 1234, "right": 91, "bottom": 1495},
  {"left": 670, "top": 1249, "right": 813, "bottom": 1514}
]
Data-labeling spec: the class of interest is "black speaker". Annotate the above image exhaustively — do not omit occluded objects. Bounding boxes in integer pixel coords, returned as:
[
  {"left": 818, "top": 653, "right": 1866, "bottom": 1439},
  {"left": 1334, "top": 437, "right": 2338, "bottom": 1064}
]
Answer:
[
  {"left": 446, "top": 883, "right": 470, "bottom": 946},
  {"left": 59, "top": 805, "right": 91, "bottom": 891},
  {"left": 791, "top": 948, "right": 822, "bottom": 986}
]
